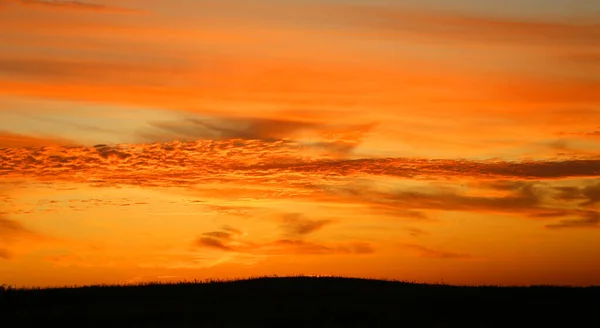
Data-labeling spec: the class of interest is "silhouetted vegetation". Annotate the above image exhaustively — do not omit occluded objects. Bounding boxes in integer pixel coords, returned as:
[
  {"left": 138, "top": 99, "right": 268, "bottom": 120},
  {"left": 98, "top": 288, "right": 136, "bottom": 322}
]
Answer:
[{"left": 1, "top": 276, "right": 598, "bottom": 327}]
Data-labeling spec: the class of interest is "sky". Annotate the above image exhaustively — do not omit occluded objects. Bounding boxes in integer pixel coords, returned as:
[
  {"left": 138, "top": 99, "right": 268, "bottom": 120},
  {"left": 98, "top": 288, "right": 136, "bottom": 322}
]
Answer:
[{"left": 0, "top": 0, "right": 599, "bottom": 287}]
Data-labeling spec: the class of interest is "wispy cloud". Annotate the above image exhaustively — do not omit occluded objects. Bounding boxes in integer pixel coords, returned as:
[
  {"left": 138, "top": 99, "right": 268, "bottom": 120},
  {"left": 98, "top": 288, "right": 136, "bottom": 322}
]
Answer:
[
  {"left": 319, "top": 4, "right": 600, "bottom": 46},
  {"left": 405, "top": 227, "right": 428, "bottom": 237},
  {"left": 402, "top": 243, "right": 471, "bottom": 259},
  {"left": 195, "top": 227, "right": 244, "bottom": 252},
  {"left": 558, "top": 127, "right": 600, "bottom": 139},
  {"left": 137, "top": 116, "right": 376, "bottom": 156},
  {"left": 0, "top": 214, "right": 38, "bottom": 241},
  {"left": 0, "top": 131, "right": 76, "bottom": 148},
  {"left": 0, "top": 57, "right": 184, "bottom": 86},
  {"left": 193, "top": 225, "right": 373, "bottom": 256},
  {"left": 142, "top": 117, "right": 319, "bottom": 142},
  {"left": 553, "top": 181, "right": 600, "bottom": 206},
  {"left": 546, "top": 211, "right": 599, "bottom": 229},
  {"left": 17, "top": 0, "right": 142, "bottom": 13},
  {"left": 324, "top": 181, "right": 600, "bottom": 229},
  {"left": 280, "top": 213, "right": 334, "bottom": 237},
  {"left": 0, "top": 214, "right": 47, "bottom": 259}
]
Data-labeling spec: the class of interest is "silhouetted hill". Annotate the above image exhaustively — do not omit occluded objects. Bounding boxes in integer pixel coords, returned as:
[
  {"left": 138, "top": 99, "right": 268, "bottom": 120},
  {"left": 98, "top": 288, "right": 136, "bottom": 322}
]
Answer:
[{"left": 1, "top": 276, "right": 598, "bottom": 327}]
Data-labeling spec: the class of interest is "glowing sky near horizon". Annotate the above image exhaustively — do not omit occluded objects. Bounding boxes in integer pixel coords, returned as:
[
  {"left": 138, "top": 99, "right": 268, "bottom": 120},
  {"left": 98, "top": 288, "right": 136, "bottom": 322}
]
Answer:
[{"left": 1, "top": 0, "right": 599, "bottom": 287}]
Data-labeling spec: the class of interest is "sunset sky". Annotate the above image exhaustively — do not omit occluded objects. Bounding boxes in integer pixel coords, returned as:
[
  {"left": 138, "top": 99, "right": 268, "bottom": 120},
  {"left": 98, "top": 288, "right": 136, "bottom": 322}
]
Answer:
[{"left": 1, "top": 0, "right": 599, "bottom": 287}]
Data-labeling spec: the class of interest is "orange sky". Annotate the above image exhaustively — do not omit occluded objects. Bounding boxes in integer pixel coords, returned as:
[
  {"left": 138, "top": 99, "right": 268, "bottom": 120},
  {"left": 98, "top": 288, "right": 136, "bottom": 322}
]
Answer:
[{"left": 1, "top": 0, "right": 599, "bottom": 287}]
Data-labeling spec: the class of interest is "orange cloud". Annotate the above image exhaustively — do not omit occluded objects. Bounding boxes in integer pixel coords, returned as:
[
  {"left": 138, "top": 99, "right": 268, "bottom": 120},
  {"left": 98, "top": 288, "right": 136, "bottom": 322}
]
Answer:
[
  {"left": 402, "top": 243, "right": 471, "bottom": 259},
  {"left": 322, "top": 181, "right": 600, "bottom": 229},
  {"left": 319, "top": 4, "right": 600, "bottom": 46},
  {"left": 193, "top": 224, "right": 373, "bottom": 256},
  {"left": 553, "top": 182, "right": 600, "bottom": 206},
  {"left": 0, "top": 214, "right": 47, "bottom": 259},
  {"left": 0, "top": 47, "right": 597, "bottom": 127},
  {"left": 0, "top": 57, "right": 190, "bottom": 87},
  {"left": 546, "top": 211, "right": 599, "bottom": 230},
  {"left": 12, "top": 0, "right": 142, "bottom": 13},
  {"left": 1, "top": 140, "right": 599, "bottom": 189},
  {"left": 280, "top": 213, "right": 334, "bottom": 237},
  {"left": 138, "top": 116, "right": 376, "bottom": 151},
  {"left": 0, "top": 132, "right": 76, "bottom": 148}
]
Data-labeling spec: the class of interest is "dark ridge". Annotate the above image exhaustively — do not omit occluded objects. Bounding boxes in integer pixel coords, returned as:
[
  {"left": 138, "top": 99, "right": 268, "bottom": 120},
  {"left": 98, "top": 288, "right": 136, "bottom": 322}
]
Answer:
[{"left": 1, "top": 276, "right": 598, "bottom": 327}]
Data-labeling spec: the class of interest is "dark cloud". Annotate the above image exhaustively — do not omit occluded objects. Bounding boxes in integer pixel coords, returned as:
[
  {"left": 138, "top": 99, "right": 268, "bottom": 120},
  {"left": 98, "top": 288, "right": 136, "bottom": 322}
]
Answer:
[
  {"left": 480, "top": 180, "right": 534, "bottom": 191},
  {"left": 195, "top": 236, "right": 234, "bottom": 251},
  {"left": 403, "top": 244, "right": 471, "bottom": 259},
  {"left": 250, "top": 157, "right": 600, "bottom": 180},
  {"left": 529, "top": 210, "right": 572, "bottom": 218},
  {"left": 405, "top": 227, "right": 428, "bottom": 237},
  {"left": 141, "top": 117, "right": 318, "bottom": 142},
  {"left": 221, "top": 225, "right": 243, "bottom": 234},
  {"left": 581, "top": 183, "right": 600, "bottom": 206},
  {"left": 548, "top": 139, "right": 571, "bottom": 152},
  {"left": 0, "top": 215, "right": 36, "bottom": 240},
  {"left": 201, "top": 231, "right": 233, "bottom": 239},
  {"left": 586, "top": 129, "right": 600, "bottom": 137},
  {"left": 546, "top": 211, "right": 599, "bottom": 229},
  {"left": 194, "top": 226, "right": 244, "bottom": 251},
  {"left": 317, "top": 186, "right": 432, "bottom": 220},
  {"left": 93, "top": 144, "right": 131, "bottom": 160},
  {"left": 325, "top": 181, "right": 600, "bottom": 230},
  {"left": 1, "top": 139, "right": 599, "bottom": 189},
  {"left": 186, "top": 117, "right": 316, "bottom": 141},
  {"left": 328, "top": 181, "right": 541, "bottom": 217},
  {"left": 0, "top": 214, "right": 46, "bottom": 259},
  {"left": 552, "top": 181, "right": 600, "bottom": 206},
  {"left": 554, "top": 186, "right": 583, "bottom": 201},
  {"left": 280, "top": 213, "right": 333, "bottom": 237},
  {"left": 139, "top": 116, "right": 376, "bottom": 157},
  {"left": 193, "top": 225, "right": 373, "bottom": 255}
]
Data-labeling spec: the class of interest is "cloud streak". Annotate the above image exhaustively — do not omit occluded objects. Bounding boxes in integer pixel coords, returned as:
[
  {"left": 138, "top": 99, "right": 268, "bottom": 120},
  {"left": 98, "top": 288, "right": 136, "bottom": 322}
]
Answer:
[
  {"left": 138, "top": 116, "right": 376, "bottom": 156},
  {"left": 1, "top": 138, "right": 599, "bottom": 230},
  {"left": 0, "top": 215, "right": 38, "bottom": 241},
  {"left": 0, "top": 214, "right": 47, "bottom": 259},
  {"left": 16, "top": 0, "right": 142, "bottom": 13},
  {"left": 194, "top": 225, "right": 374, "bottom": 256},
  {"left": 546, "top": 211, "right": 599, "bottom": 229},
  {"left": 1, "top": 140, "right": 599, "bottom": 188},
  {"left": 321, "top": 180, "right": 600, "bottom": 229},
  {"left": 402, "top": 244, "right": 471, "bottom": 259},
  {"left": 320, "top": 4, "right": 600, "bottom": 46},
  {"left": 280, "top": 213, "right": 334, "bottom": 237},
  {"left": 553, "top": 181, "right": 600, "bottom": 206},
  {"left": 0, "top": 132, "right": 76, "bottom": 148}
]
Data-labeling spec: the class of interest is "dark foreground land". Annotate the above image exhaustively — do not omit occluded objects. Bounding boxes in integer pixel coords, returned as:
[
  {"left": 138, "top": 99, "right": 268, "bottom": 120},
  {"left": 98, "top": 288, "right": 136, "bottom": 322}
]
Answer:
[{"left": 1, "top": 276, "right": 598, "bottom": 327}]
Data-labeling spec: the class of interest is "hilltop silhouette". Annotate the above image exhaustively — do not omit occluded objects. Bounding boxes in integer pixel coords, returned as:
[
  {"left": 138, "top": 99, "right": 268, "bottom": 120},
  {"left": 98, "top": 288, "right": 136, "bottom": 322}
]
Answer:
[{"left": 1, "top": 276, "right": 598, "bottom": 327}]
